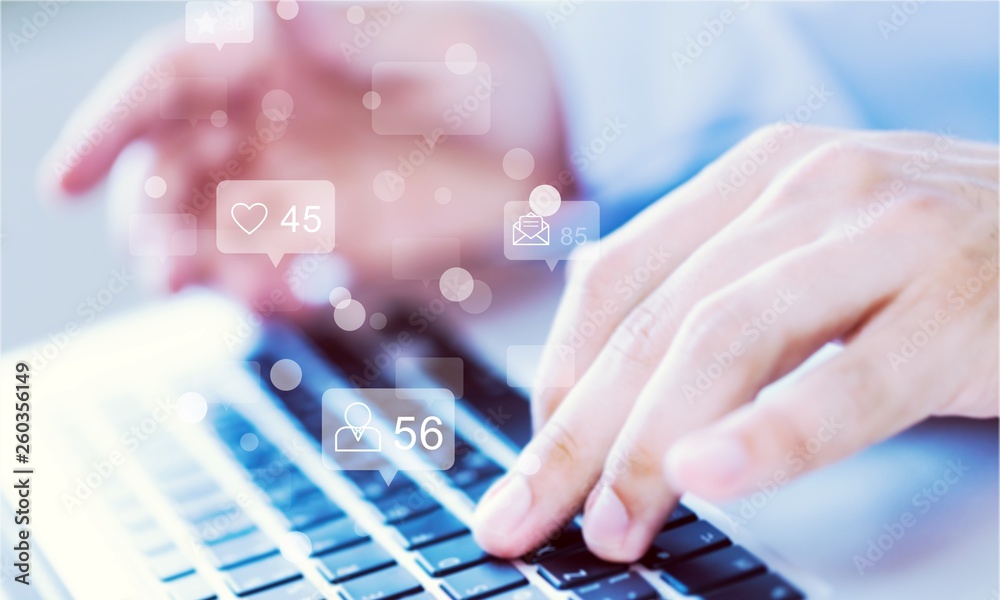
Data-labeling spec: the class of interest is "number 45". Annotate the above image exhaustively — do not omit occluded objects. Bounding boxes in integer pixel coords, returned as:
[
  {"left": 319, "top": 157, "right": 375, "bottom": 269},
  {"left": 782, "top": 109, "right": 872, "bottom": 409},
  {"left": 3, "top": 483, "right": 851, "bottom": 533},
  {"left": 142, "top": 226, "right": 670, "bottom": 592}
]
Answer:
[{"left": 280, "top": 205, "right": 321, "bottom": 233}]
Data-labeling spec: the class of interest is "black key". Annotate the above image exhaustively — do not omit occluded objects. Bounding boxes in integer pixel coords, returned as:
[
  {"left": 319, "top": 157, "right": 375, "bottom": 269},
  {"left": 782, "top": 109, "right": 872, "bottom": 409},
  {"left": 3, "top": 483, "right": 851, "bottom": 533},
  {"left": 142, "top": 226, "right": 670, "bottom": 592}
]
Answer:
[
  {"left": 488, "top": 586, "right": 546, "bottom": 600},
  {"left": 415, "top": 534, "right": 489, "bottom": 576},
  {"left": 402, "top": 595, "right": 437, "bottom": 600},
  {"left": 316, "top": 541, "right": 394, "bottom": 582},
  {"left": 244, "top": 577, "right": 323, "bottom": 599},
  {"left": 346, "top": 471, "right": 414, "bottom": 501},
  {"left": 660, "top": 546, "right": 766, "bottom": 595},
  {"left": 339, "top": 564, "right": 422, "bottom": 600},
  {"left": 522, "top": 522, "right": 584, "bottom": 564},
  {"left": 148, "top": 545, "right": 195, "bottom": 581},
  {"left": 642, "top": 521, "right": 730, "bottom": 568},
  {"left": 702, "top": 573, "right": 804, "bottom": 600},
  {"left": 575, "top": 571, "right": 659, "bottom": 600},
  {"left": 283, "top": 493, "right": 345, "bottom": 529},
  {"left": 664, "top": 504, "right": 696, "bottom": 530},
  {"left": 538, "top": 550, "right": 627, "bottom": 589},
  {"left": 224, "top": 553, "right": 302, "bottom": 596},
  {"left": 373, "top": 486, "right": 440, "bottom": 524},
  {"left": 165, "top": 573, "right": 217, "bottom": 600},
  {"left": 392, "top": 509, "right": 468, "bottom": 549},
  {"left": 205, "top": 529, "right": 278, "bottom": 568},
  {"left": 302, "top": 517, "right": 368, "bottom": 556},
  {"left": 448, "top": 445, "right": 503, "bottom": 488},
  {"left": 195, "top": 510, "right": 257, "bottom": 544},
  {"left": 441, "top": 561, "right": 527, "bottom": 600}
]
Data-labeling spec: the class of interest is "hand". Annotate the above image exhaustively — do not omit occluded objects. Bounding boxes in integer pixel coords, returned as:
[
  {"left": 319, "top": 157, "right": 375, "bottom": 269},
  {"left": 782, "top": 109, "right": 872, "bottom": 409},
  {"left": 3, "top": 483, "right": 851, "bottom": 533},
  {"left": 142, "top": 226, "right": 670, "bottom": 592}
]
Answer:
[
  {"left": 43, "top": 3, "right": 567, "bottom": 304},
  {"left": 472, "top": 125, "right": 998, "bottom": 562}
]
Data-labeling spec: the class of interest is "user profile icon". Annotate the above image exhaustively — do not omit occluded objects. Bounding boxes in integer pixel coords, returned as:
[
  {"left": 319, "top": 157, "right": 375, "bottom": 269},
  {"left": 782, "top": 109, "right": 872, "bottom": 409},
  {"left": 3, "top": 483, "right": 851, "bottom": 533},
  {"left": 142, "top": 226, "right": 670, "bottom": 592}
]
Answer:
[{"left": 334, "top": 401, "right": 381, "bottom": 453}]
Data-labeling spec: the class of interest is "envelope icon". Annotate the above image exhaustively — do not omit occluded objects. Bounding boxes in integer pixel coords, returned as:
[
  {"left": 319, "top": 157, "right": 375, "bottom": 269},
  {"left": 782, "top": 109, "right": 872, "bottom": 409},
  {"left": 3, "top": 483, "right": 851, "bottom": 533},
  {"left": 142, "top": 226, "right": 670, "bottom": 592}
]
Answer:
[{"left": 512, "top": 212, "right": 550, "bottom": 246}]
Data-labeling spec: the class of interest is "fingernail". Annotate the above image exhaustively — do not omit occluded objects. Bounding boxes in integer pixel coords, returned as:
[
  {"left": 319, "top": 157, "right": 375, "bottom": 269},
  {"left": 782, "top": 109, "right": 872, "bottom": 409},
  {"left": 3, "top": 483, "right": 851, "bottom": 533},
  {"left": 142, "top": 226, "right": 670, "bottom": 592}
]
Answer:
[
  {"left": 667, "top": 435, "right": 749, "bottom": 490},
  {"left": 584, "top": 485, "right": 629, "bottom": 550},
  {"left": 473, "top": 474, "right": 532, "bottom": 537}
]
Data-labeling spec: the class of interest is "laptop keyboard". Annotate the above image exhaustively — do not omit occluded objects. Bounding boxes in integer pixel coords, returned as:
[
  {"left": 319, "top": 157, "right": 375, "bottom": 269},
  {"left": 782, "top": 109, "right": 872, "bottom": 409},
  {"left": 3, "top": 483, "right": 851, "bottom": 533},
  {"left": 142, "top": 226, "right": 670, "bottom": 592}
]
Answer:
[{"left": 86, "top": 331, "right": 806, "bottom": 600}]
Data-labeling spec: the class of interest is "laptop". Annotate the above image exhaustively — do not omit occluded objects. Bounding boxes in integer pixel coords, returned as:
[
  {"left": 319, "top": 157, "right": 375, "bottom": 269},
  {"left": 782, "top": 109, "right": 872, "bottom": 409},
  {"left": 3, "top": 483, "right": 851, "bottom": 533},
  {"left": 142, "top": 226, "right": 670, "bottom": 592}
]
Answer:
[{"left": 1, "top": 288, "right": 994, "bottom": 600}]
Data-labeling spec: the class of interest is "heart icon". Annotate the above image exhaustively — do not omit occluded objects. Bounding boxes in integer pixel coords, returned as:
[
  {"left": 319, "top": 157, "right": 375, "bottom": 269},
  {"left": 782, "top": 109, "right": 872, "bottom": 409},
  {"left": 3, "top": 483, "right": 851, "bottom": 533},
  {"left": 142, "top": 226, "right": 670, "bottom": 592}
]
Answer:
[{"left": 231, "top": 202, "right": 268, "bottom": 235}]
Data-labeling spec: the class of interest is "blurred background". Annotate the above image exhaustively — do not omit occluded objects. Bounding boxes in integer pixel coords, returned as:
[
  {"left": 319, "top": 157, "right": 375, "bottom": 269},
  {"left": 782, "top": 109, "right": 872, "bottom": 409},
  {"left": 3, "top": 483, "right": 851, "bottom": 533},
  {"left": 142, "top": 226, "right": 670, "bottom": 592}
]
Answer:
[{"left": 2, "top": 1, "right": 178, "bottom": 348}]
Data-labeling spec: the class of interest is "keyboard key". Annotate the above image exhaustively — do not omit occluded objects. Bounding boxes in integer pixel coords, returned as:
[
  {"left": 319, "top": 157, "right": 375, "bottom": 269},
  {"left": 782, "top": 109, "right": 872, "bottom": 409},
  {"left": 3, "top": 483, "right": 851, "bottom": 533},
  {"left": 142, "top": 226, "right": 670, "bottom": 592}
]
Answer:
[
  {"left": 244, "top": 577, "right": 323, "bottom": 599},
  {"left": 415, "top": 534, "right": 489, "bottom": 576},
  {"left": 440, "top": 561, "right": 527, "bottom": 600},
  {"left": 148, "top": 545, "right": 195, "bottom": 581},
  {"left": 224, "top": 554, "right": 302, "bottom": 596},
  {"left": 165, "top": 573, "right": 217, "bottom": 600},
  {"left": 702, "top": 573, "right": 804, "bottom": 600},
  {"left": 283, "top": 493, "right": 345, "bottom": 529},
  {"left": 205, "top": 529, "right": 278, "bottom": 568},
  {"left": 462, "top": 476, "right": 500, "bottom": 503},
  {"left": 642, "top": 521, "right": 730, "bottom": 568},
  {"left": 660, "top": 546, "right": 766, "bottom": 595},
  {"left": 339, "top": 564, "right": 422, "bottom": 600},
  {"left": 538, "top": 550, "right": 627, "bottom": 589},
  {"left": 522, "top": 522, "right": 584, "bottom": 564},
  {"left": 373, "top": 486, "right": 440, "bottom": 524},
  {"left": 302, "top": 517, "right": 369, "bottom": 556},
  {"left": 488, "top": 586, "right": 546, "bottom": 600},
  {"left": 575, "top": 571, "right": 659, "bottom": 600},
  {"left": 195, "top": 510, "right": 257, "bottom": 544},
  {"left": 131, "top": 524, "right": 174, "bottom": 554},
  {"left": 316, "top": 541, "right": 394, "bottom": 583},
  {"left": 663, "top": 504, "right": 696, "bottom": 530},
  {"left": 392, "top": 509, "right": 468, "bottom": 549}
]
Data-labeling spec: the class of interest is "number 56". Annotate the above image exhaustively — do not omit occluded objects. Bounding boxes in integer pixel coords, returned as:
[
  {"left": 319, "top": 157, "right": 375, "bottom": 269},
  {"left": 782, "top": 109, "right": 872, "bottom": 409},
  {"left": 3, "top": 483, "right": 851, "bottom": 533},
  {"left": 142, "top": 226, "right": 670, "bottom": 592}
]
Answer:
[{"left": 394, "top": 416, "right": 444, "bottom": 451}]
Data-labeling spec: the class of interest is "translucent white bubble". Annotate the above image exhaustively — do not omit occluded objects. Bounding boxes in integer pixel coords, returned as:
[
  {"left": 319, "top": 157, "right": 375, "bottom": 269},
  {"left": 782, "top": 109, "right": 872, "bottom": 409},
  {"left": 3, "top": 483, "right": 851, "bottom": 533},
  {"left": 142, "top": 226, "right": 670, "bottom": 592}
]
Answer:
[
  {"left": 346, "top": 5, "right": 365, "bottom": 24},
  {"left": 503, "top": 148, "right": 535, "bottom": 180},
  {"left": 261, "top": 89, "right": 294, "bottom": 121},
  {"left": 529, "top": 184, "right": 561, "bottom": 217},
  {"left": 353, "top": 520, "right": 368, "bottom": 538},
  {"left": 270, "top": 359, "right": 303, "bottom": 392},
  {"left": 144, "top": 176, "right": 167, "bottom": 199},
  {"left": 240, "top": 433, "right": 259, "bottom": 452},
  {"left": 329, "top": 287, "right": 352, "bottom": 308},
  {"left": 460, "top": 280, "right": 493, "bottom": 314},
  {"left": 373, "top": 170, "right": 405, "bottom": 202},
  {"left": 439, "top": 267, "right": 474, "bottom": 302},
  {"left": 276, "top": 0, "right": 298, "bottom": 20},
  {"left": 210, "top": 110, "right": 228, "bottom": 127},
  {"left": 362, "top": 91, "right": 381, "bottom": 110},
  {"left": 255, "top": 112, "right": 289, "bottom": 142},
  {"left": 177, "top": 392, "right": 208, "bottom": 423},
  {"left": 369, "top": 312, "right": 387, "bottom": 330},
  {"left": 335, "top": 299, "right": 366, "bottom": 331},
  {"left": 434, "top": 187, "right": 452, "bottom": 205},
  {"left": 518, "top": 451, "right": 541, "bottom": 475},
  {"left": 445, "top": 43, "right": 477, "bottom": 75},
  {"left": 279, "top": 531, "right": 312, "bottom": 562}
]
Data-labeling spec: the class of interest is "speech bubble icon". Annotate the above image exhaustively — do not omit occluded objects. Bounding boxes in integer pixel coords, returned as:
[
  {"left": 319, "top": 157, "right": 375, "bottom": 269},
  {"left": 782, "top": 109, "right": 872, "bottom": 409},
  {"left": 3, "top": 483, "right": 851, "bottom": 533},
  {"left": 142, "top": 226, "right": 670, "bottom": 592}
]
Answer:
[
  {"left": 159, "top": 77, "right": 227, "bottom": 125},
  {"left": 216, "top": 180, "right": 335, "bottom": 266},
  {"left": 392, "top": 238, "right": 461, "bottom": 286},
  {"left": 321, "top": 388, "right": 455, "bottom": 486},
  {"left": 128, "top": 214, "right": 197, "bottom": 261},
  {"left": 371, "top": 61, "right": 493, "bottom": 136},
  {"left": 504, "top": 200, "right": 601, "bottom": 270},
  {"left": 185, "top": 0, "right": 254, "bottom": 50}
]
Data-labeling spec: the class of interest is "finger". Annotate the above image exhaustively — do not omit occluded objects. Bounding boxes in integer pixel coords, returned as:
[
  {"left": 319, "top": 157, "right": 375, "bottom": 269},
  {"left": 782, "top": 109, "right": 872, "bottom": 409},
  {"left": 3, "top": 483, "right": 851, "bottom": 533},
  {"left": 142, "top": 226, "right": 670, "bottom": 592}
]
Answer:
[
  {"left": 581, "top": 231, "right": 911, "bottom": 561},
  {"left": 664, "top": 276, "right": 990, "bottom": 501},
  {"left": 472, "top": 386, "right": 626, "bottom": 557},
  {"left": 531, "top": 125, "right": 840, "bottom": 428}
]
